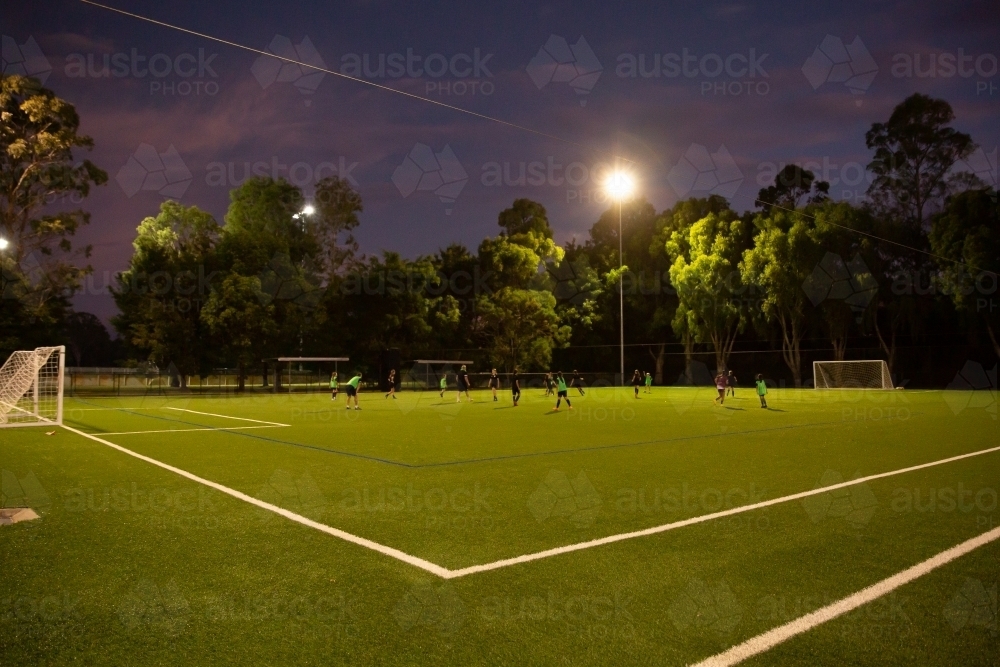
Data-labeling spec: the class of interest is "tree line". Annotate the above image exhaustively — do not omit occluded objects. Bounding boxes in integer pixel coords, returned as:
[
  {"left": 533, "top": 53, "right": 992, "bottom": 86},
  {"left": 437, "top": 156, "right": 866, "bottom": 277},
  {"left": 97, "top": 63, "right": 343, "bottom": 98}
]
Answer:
[{"left": 2, "top": 73, "right": 997, "bottom": 387}]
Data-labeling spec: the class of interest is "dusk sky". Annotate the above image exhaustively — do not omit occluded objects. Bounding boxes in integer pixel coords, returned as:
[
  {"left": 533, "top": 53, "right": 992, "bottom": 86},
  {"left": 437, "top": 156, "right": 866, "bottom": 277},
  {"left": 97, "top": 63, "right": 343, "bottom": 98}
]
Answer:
[{"left": 5, "top": 0, "right": 998, "bottom": 322}]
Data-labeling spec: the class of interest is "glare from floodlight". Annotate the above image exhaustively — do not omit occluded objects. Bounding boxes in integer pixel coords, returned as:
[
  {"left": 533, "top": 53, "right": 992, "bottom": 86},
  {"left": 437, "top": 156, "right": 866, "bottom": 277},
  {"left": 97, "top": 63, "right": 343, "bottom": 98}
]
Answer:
[
  {"left": 0, "top": 238, "right": 9, "bottom": 251},
  {"left": 604, "top": 172, "right": 635, "bottom": 200},
  {"left": 302, "top": 205, "right": 315, "bottom": 216}
]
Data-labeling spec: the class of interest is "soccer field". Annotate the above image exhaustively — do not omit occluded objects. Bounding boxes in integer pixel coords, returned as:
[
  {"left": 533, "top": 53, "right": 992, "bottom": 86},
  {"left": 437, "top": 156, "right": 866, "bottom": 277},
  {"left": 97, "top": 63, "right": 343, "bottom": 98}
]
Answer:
[{"left": 2, "top": 387, "right": 998, "bottom": 665}]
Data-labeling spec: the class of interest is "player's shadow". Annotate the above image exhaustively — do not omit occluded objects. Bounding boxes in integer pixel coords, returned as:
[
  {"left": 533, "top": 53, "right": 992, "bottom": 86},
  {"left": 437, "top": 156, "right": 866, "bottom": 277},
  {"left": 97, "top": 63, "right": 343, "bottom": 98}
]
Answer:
[
  {"left": 765, "top": 408, "right": 787, "bottom": 412},
  {"left": 722, "top": 406, "right": 745, "bottom": 411}
]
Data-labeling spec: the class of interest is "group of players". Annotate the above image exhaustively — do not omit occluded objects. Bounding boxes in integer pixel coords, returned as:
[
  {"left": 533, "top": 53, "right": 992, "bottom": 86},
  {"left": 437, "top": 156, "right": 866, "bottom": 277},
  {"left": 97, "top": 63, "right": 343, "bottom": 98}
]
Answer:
[{"left": 327, "top": 366, "right": 770, "bottom": 410}]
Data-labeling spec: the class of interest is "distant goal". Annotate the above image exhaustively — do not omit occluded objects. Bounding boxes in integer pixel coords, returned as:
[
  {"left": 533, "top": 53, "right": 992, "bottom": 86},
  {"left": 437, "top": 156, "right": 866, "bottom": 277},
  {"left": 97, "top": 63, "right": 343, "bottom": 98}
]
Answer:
[
  {"left": 813, "top": 360, "right": 893, "bottom": 389},
  {"left": 0, "top": 346, "right": 65, "bottom": 427}
]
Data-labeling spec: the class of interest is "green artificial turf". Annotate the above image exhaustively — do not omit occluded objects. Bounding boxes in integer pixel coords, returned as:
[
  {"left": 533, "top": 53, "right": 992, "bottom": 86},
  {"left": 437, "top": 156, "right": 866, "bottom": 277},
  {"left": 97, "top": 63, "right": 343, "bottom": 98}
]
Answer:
[{"left": 1, "top": 387, "right": 997, "bottom": 665}]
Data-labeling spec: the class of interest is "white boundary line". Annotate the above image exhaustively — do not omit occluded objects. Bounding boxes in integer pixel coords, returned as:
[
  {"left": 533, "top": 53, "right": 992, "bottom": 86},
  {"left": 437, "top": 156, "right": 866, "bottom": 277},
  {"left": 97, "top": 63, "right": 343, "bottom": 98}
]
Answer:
[
  {"left": 100, "top": 425, "right": 287, "bottom": 436},
  {"left": 57, "top": 423, "right": 1000, "bottom": 580},
  {"left": 61, "top": 425, "right": 450, "bottom": 577},
  {"left": 162, "top": 407, "right": 289, "bottom": 427},
  {"left": 691, "top": 524, "right": 1000, "bottom": 667},
  {"left": 445, "top": 444, "right": 1000, "bottom": 578}
]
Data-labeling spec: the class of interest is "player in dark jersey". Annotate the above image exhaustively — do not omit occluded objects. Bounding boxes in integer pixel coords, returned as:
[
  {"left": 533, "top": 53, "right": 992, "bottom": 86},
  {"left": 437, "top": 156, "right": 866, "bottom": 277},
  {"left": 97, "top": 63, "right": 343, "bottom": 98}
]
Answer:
[
  {"left": 726, "top": 370, "right": 737, "bottom": 397},
  {"left": 511, "top": 368, "right": 521, "bottom": 406},
  {"left": 488, "top": 368, "right": 500, "bottom": 401},
  {"left": 544, "top": 372, "right": 555, "bottom": 396},
  {"left": 631, "top": 369, "right": 642, "bottom": 398},
  {"left": 456, "top": 365, "right": 472, "bottom": 402},
  {"left": 385, "top": 369, "right": 396, "bottom": 399},
  {"left": 570, "top": 370, "right": 585, "bottom": 396}
]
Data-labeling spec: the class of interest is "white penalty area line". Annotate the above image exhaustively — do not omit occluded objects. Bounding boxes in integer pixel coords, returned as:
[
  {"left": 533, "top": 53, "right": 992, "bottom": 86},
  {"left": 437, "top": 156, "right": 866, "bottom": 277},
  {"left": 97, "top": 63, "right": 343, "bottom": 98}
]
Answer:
[
  {"left": 691, "top": 524, "right": 1000, "bottom": 667},
  {"left": 99, "top": 425, "right": 288, "bottom": 436},
  {"left": 58, "top": 423, "right": 1000, "bottom": 581},
  {"left": 60, "top": 425, "right": 450, "bottom": 578},
  {"left": 445, "top": 443, "right": 1000, "bottom": 578},
  {"left": 162, "top": 407, "right": 290, "bottom": 427}
]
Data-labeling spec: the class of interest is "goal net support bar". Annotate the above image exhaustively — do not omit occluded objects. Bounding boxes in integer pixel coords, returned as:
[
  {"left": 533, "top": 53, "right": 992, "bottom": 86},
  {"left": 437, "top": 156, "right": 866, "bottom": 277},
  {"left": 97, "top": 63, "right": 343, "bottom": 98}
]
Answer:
[
  {"left": 0, "top": 346, "right": 65, "bottom": 427},
  {"left": 813, "top": 359, "right": 893, "bottom": 389}
]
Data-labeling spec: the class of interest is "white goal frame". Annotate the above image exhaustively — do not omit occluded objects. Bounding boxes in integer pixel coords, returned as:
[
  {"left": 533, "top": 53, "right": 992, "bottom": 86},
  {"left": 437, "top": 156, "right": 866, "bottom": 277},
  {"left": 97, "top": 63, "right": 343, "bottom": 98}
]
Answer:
[
  {"left": 0, "top": 346, "right": 65, "bottom": 427},
  {"left": 813, "top": 359, "right": 893, "bottom": 390}
]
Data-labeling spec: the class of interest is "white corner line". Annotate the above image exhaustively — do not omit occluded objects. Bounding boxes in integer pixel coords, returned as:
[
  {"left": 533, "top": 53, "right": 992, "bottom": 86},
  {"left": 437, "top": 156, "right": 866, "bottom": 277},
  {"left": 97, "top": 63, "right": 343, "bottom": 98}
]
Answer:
[
  {"left": 445, "top": 444, "right": 1000, "bottom": 578},
  {"left": 61, "top": 425, "right": 451, "bottom": 578},
  {"left": 689, "top": 524, "right": 1000, "bottom": 667},
  {"left": 59, "top": 423, "right": 1000, "bottom": 581},
  {"left": 162, "top": 407, "right": 290, "bottom": 427}
]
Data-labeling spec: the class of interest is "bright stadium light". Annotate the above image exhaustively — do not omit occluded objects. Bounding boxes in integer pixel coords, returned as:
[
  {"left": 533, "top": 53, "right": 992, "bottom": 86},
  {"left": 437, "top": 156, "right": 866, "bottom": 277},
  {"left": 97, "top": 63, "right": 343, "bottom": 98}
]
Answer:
[
  {"left": 0, "top": 237, "right": 9, "bottom": 251},
  {"left": 292, "top": 205, "right": 315, "bottom": 220},
  {"left": 603, "top": 171, "right": 635, "bottom": 388},
  {"left": 604, "top": 171, "right": 634, "bottom": 200}
]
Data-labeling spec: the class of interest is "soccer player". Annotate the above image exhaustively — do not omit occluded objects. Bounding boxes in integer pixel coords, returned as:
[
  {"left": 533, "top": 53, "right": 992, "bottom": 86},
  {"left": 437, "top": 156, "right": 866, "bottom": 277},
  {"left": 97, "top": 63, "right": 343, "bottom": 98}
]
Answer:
[
  {"left": 488, "top": 368, "right": 500, "bottom": 401},
  {"left": 726, "top": 370, "right": 737, "bottom": 398},
  {"left": 755, "top": 374, "right": 768, "bottom": 408},
  {"left": 345, "top": 372, "right": 362, "bottom": 410},
  {"left": 456, "top": 364, "right": 472, "bottom": 402},
  {"left": 438, "top": 373, "right": 448, "bottom": 398},
  {"left": 570, "top": 370, "right": 585, "bottom": 396},
  {"left": 544, "top": 372, "right": 555, "bottom": 397},
  {"left": 713, "top": 372, "right": 726, "bottom": 405},
  {"left": 511, "top": 367, "right": 521, "bottom": 406},
  {"left": 385, "top": 369, "right": 397, "bottom": 399},
  {"left": 644, "top": 371, "right": 653, "bottom": 394},
  {"left": 330, "top": 372, "right": 338, "bottom": 401},
  {"left": 553, "top": 371, "right": 573, "bottom": 411},
  {"left": 631, "top": 370, "right": 642, "bottom": 398}
]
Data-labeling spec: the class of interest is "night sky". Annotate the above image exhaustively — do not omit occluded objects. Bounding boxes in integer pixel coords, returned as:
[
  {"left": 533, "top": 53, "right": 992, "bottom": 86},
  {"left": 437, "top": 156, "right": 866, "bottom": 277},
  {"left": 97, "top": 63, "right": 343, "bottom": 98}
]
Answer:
[{"left": 5, "top": 0, "right": 998, "bottom": 322}]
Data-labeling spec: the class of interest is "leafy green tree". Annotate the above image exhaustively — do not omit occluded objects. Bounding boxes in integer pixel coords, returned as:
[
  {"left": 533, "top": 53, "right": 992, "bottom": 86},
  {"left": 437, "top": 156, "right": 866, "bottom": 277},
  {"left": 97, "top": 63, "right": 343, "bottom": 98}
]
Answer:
[
  {"left": 650, "top": 196, "right": 734, "bottom": 381},
  {"left": 200, "top": 274, "right": 276, "bottom": 390},
  {"left": 930, "top": 188, "right": 1000, "bottom": 358},
  {"left": 666, "top": 208, "right": 749, "bottom": 374},
  {"left": 474, "top": 287, "right": 569, "bottom": 371},
  {"left": 1, "top": 75, "right": 107, "bottom": 347},
  {"left": 112, "top": 202, "right": 219, "bottom": 386},
  {"left": 866, "top": 93, "right": 975, "bottom": 227}
]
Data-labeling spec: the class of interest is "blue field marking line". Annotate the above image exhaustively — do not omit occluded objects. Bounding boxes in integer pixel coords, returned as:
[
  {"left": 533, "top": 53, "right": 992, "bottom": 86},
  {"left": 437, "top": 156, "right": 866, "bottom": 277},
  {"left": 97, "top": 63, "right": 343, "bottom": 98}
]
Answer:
[{"left": 65, "top": 398, "right": 911, "bottom": 469}]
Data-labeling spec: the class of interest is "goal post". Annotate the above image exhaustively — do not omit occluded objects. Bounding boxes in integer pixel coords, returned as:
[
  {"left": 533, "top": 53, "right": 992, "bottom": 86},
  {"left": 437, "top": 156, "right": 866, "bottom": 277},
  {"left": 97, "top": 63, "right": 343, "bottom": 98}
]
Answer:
[
  {"left": 0, "top": 346, "right": 65, "bottom": 427},
  {"left": 813, "top": 359, "right": 893, "bottom": 389}
]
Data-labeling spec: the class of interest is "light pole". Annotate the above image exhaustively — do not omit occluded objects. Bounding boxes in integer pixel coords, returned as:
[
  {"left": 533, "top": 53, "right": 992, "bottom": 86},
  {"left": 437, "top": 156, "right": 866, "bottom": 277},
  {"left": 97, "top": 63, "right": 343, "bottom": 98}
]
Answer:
[{"left": 603, "top": 172, "right": 634, "bottom": 387}]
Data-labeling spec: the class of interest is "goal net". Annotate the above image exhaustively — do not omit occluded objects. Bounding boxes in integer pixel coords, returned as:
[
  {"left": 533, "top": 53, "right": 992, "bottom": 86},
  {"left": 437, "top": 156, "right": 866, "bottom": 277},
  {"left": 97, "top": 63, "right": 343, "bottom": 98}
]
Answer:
[
  {"left": 813, "top": 360, "right": 893, "bottom": 389},
  {"left": 0, "top": 346, "right": 65, "bottom": 427}
]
